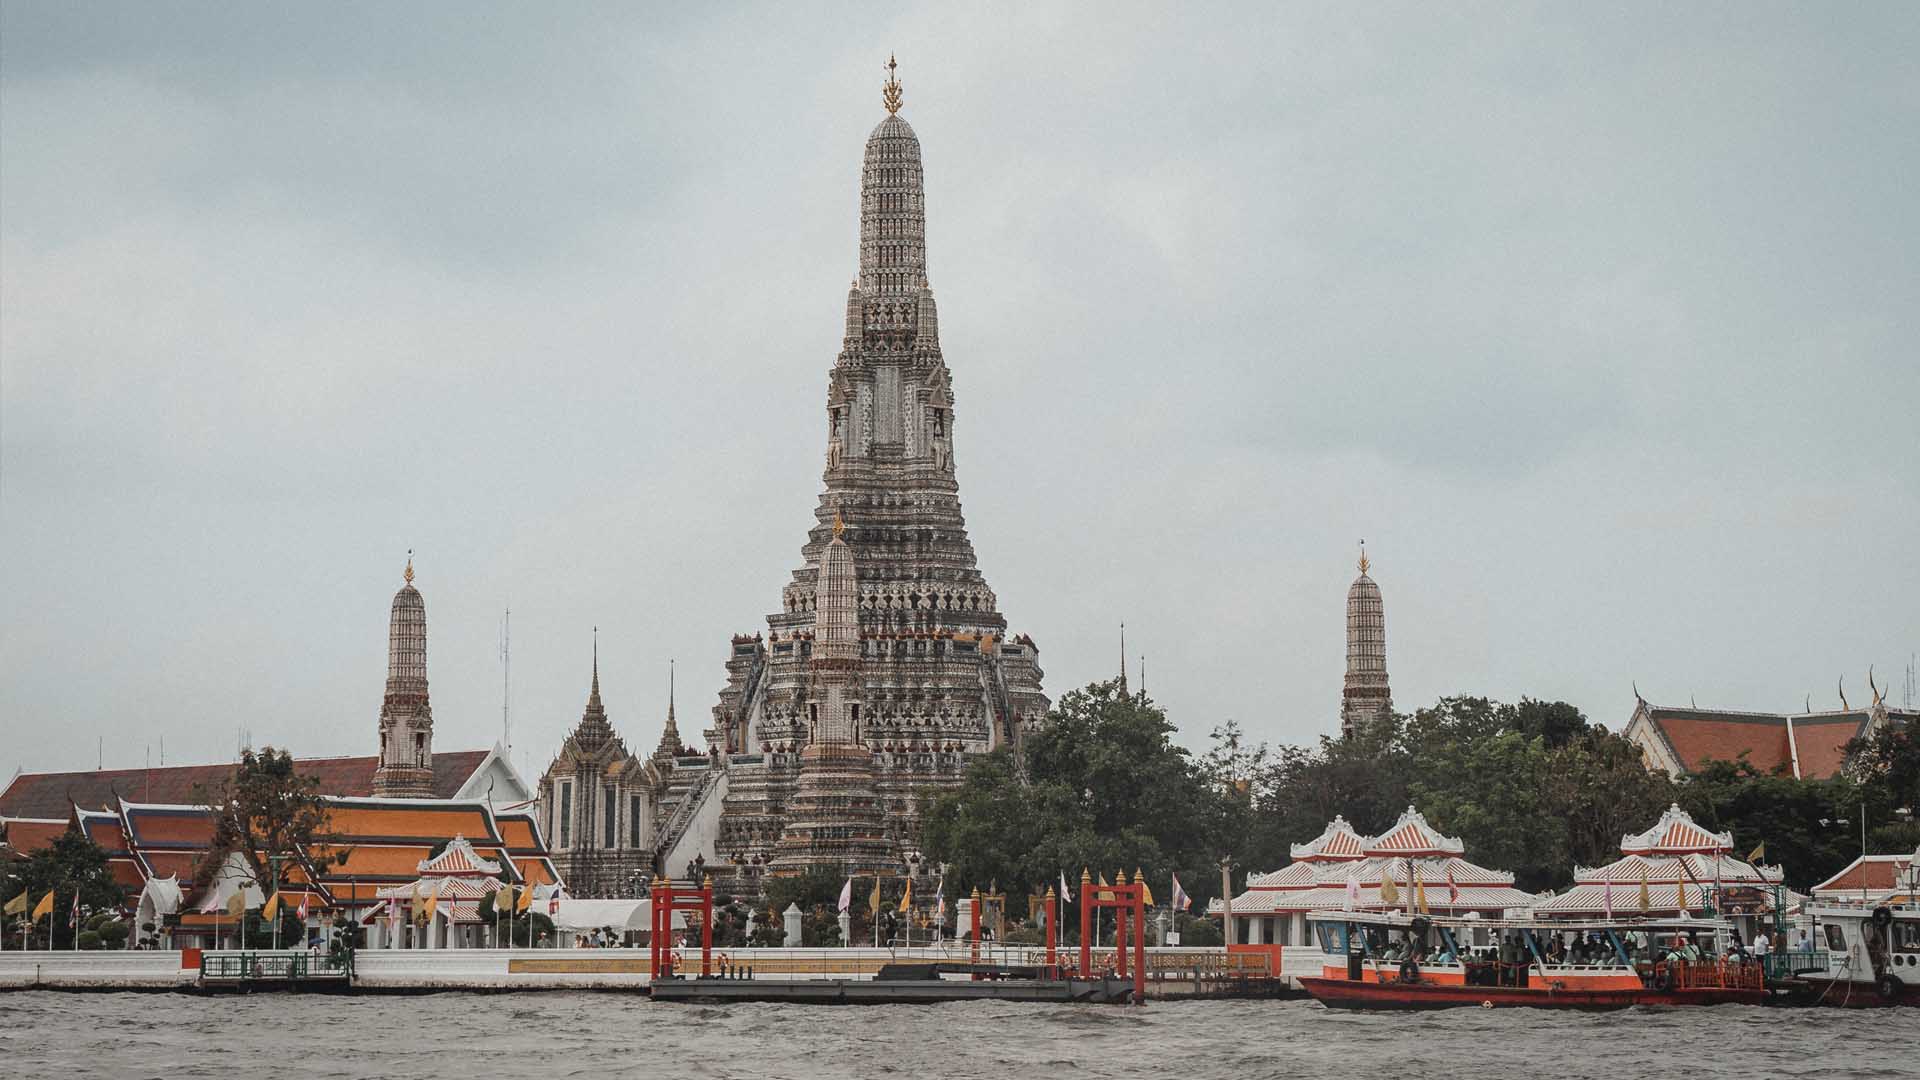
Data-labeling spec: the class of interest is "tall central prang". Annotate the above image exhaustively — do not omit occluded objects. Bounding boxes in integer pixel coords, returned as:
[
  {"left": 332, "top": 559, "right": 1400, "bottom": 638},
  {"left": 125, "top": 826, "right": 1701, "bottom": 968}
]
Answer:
[{"left": 688, "top": 59, "right": 1051, "bottom": 879}]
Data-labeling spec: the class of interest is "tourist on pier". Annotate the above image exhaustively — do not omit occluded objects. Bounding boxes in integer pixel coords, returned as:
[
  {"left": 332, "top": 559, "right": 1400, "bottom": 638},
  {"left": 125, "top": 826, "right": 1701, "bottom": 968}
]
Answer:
[
  {"left": 1793, "top": 927, "right": 1811, "bottom": 952},
  {"left": 1751, "top": 931, "right": 1771, "bottom": 963}
]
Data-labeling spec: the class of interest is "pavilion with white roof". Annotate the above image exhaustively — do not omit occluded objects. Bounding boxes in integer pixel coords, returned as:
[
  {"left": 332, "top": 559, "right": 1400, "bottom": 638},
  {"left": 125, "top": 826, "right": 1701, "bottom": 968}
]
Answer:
[
  {"left": 1209, "top": 807, "right": 1538, "bottom": 953},
  {"left": 1532, "top": 804, "right": 1793, "bottom": 941},
  {"left": 368, "top": 835, "right": 539, "bottom": 949}
]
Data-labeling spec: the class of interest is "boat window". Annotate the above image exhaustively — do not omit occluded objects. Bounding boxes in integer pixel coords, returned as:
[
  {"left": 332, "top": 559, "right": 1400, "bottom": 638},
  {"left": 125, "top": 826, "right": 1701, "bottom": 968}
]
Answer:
[
  {"left": 1895, "top": 923, "right": 1920, "bottom": 952},
  {"left": 1824, "top": 923, "right": 1846, "bottom": 951}
]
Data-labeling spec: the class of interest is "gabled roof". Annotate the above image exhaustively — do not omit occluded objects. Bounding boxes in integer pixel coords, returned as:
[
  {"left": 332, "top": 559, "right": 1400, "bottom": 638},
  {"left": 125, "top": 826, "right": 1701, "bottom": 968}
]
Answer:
[
  {"left": 0, "top": 750, "right": 497, "bottom": 818},
  {"left": 1365, "top": 807, "right": 1465, "bottom": 857},
  {"left": 0, "top": 817, "right": 69, "bottom": 855},
  {"left": 415, "top": 835, "right": 502, "bottom": 877},
  {"left": 1289, "top": 815, "right": 1368, "bottom": 862},
  {"left": 1811, "top": 851, "right": 1919, "bottom": 900},
  {"left": 1633, "top": 703, "right": 1899, "bottom": 780},
  {"left": 1620, "top": 804, "right": 1731, "bottom": 855}
]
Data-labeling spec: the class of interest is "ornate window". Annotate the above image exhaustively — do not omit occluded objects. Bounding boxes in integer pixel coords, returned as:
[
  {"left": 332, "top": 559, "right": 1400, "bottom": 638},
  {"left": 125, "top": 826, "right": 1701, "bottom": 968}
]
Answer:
[
  {"left": 603, "top": 786, "right": 616, "bottom": 849},
  {"left": 558, "top": 782, "right": 573, "bottom": 849}
]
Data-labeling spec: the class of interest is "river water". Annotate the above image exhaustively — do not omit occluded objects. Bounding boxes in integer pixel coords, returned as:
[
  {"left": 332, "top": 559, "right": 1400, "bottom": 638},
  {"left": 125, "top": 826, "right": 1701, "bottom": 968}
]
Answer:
[{"left": 0, "top": 992, "right": 1908, "bottom": 1080}]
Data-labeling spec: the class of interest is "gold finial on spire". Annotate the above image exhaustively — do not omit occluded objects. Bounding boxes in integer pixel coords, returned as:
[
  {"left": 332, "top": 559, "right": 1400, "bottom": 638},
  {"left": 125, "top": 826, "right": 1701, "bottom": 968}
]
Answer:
[
  {"left": 404, "top": 549, "right": 414, "bottom": 585},
  {"left": 882, "top": 54, "right": 903, "bottom": 115},
  {"left": 1357, "top": 539, "right": 1369, "bottom": 576},
  {"left": 833, "top": 511, "right": 847, "bottom": 539}
]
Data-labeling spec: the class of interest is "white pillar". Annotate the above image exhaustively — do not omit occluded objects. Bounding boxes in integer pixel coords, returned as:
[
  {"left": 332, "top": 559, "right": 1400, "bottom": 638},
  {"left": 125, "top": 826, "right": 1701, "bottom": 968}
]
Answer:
[
  {"left": 783, "top": 903, "right": 803, "bottom": 948},
  {"left": 838, "top": 910, "right": 852, "bottom": 947}
]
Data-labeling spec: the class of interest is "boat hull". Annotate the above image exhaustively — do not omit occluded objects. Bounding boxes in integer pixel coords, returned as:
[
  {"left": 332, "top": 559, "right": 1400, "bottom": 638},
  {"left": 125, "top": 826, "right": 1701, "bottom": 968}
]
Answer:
[{"left": 1297, "top": 977, "right": 1767, "bottom": 1011}]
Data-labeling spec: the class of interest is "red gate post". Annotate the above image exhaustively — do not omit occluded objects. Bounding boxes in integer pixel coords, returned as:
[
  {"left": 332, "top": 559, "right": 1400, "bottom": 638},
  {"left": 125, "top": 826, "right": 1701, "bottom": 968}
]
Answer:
[
  {"left": 1078, "top": 869, "right": 1092, "bottom": 978},
  {"left": 1113, "top": 873, "right": 1129, "bottom": 980},
  {"left": 1044, "top": 886, "right": 1057, "bottom": 972},
  {"left": 970, "top": 887, "right": 982, "bottom": 966},
  {"left": 700, "top": 875, "right": 714, "bottom": 978},
  {"left": 649, "top": 876, "right": 664, "bottom": 979},
  {"left": 1121, "top": 864, "right": 1136, "bottom": 999}
]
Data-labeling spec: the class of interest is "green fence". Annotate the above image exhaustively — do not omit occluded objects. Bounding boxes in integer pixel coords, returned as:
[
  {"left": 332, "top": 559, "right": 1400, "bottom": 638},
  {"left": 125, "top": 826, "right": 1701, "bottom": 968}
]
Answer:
[
  {"left": 201, "top": 951, "right": 352, "bottom": 982},
  {"left": 1764, "top": 951, "right": 1828, "bottom": 981}
]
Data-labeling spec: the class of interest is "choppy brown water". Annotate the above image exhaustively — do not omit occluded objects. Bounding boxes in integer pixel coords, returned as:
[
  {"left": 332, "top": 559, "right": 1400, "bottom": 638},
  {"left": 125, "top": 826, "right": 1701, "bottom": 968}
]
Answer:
[{"left": 0, "top": 992, "right": 1910, "bottom": 1080}]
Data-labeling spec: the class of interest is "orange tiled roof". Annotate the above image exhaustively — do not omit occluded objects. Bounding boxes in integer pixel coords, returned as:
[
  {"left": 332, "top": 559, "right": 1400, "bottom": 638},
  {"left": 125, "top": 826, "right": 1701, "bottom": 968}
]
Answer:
[
  {"left": 1812, "top": 854, "right": 1915, "bottom": 896},
  {"left": 324, "top": 802, "right": 500, "bottom": 845},
  {"left": 1788, "top": 714, "right": 1874, "bottom": 780},
  {"left": 1, "top": 818, "right": 70, "bottom": 855},
  {"left": 1649, "top": 710, "right": 1792, "bottom": 774},
  {"left": 0, "top": 750, "right": 494, "bottom": 818}
]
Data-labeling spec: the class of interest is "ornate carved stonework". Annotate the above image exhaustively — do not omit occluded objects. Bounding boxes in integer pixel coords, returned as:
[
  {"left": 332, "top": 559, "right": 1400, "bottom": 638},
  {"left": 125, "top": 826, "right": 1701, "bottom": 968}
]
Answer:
[
  {"left": 1340, "top": 548, "right": 1393, "bottom": 739},
  {"left": 683, "top": 72, "right": 1050, "bottom": 885},
  {"left": 373, "top": 558, "right": 435, "bottom": 798}
]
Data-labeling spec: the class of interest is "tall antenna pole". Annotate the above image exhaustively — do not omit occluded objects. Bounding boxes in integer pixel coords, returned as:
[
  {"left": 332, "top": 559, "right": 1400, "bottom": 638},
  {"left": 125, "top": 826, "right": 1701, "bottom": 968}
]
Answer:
[{"left": 501, "top": 606, "right": 512, "bottom": 750}]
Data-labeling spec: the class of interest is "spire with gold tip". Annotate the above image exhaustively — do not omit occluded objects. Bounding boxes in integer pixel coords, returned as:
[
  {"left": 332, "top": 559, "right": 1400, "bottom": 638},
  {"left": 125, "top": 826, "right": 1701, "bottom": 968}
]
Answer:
[{"left": 882, "top": 54, "right": 903, "bottom": 115}]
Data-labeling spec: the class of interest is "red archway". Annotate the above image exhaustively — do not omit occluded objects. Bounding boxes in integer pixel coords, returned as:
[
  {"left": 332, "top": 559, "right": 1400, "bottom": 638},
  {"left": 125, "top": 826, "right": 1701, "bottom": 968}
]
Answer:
[
  {"left": 649, "top": 875, "right": 714, "bottom": 980},
  {"left": 1078, "top": 868, "right": 1146, "bottom": 1005}
]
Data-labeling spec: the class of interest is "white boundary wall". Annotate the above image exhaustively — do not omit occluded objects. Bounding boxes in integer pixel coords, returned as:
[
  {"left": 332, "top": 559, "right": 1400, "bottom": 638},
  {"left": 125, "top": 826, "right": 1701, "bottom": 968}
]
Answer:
[{"left": 0, "top": 952, "right": 194, "bottom": 989}]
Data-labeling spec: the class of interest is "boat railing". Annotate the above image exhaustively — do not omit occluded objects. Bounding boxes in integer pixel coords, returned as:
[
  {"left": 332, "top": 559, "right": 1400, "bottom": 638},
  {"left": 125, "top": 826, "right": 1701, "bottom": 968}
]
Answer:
[
  {"left": 1763, "top": 951, "right": 1829, "bottom": 980},
  {"left": 1657, "top": 958, "right": 1765, "bottom": 991}
]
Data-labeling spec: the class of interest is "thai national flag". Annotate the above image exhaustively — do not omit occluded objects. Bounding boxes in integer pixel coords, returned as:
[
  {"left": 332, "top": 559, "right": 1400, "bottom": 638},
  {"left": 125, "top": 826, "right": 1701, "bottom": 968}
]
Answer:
[
  {"left": 1059, "top": 871, "right": 1073, "bottom": 904},
  {"left": 68, "top": 891, "right": 80, "bottom": 929},
  {"left": 1170, "top": 874, "right": 1192, "bottom": 912}
]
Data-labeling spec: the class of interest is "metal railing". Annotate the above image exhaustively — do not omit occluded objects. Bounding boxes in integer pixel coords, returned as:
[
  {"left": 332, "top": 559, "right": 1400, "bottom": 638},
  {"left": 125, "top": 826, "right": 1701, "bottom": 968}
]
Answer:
[
  {"left": 200, "top": 950, "right": 352, "bottom": 982},
  {"left": 1764, "top": 951, "right": 1830, "bottom": 979}
]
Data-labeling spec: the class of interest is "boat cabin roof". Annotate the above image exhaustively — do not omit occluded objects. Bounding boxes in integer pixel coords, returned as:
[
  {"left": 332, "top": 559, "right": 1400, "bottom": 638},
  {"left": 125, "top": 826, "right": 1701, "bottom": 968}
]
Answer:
[{"left": 1309, "top": 909, "right": 1741, "bottom": 934}]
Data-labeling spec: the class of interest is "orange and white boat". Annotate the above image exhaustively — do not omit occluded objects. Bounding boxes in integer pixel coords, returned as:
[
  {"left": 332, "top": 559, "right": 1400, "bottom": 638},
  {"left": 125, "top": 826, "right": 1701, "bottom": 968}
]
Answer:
[{"left": 1299, "top": 910, "right": 1769, "bottom": 1010}]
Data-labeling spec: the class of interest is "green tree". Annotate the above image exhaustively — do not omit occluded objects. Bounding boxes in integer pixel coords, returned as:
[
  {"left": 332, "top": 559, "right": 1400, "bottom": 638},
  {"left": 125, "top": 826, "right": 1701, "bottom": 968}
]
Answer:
[
  {"left": 923, "top": 678, "right": 1231, "bottom": 906},
  {"left": 191, "top": 747, "right": 344, "bottom": 900},
  {"left": 1679, "top": 761, "right": 1866, "bottom": 891},
  {"left": 7, "top": 825, "right": 126, "bottom": 948}
]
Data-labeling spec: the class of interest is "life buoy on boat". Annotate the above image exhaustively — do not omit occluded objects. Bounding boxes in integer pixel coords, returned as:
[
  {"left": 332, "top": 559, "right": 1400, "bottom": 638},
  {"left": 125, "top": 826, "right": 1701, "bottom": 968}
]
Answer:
[
  {"left": 1652, "top": 965, "right": 1674, "bottom": 993},
  {"left": 1877, "top": 973, "right": 1901, "bottom": 1001},
  {"left": 1871, "top": 906, "right": 1893, "bottom": 929}
]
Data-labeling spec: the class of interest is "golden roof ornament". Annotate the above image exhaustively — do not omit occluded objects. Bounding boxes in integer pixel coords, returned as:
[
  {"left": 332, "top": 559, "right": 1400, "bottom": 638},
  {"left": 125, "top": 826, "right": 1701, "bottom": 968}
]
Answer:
[
  {"left": 1357, "top": 540, "right": 1370, "bottom": 576},
  {"left": 882, "top": 54, "right": 903, "bottom": 115},
  {"left": 404, "top": 550, "right": 414, "bottom": 585},
  {"left": 833, "top": 511, "right": 847, "bottom": 539}
]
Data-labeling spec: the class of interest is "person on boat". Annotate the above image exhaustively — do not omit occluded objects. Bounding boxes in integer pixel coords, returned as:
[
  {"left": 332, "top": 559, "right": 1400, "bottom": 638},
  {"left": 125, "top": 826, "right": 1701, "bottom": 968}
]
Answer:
[
  {"left": 1792, "top": 926, "right": 1811, "bottom": 952},
  {"left": 1751, "top": 930, "right": 1770, "bottom": 963}
]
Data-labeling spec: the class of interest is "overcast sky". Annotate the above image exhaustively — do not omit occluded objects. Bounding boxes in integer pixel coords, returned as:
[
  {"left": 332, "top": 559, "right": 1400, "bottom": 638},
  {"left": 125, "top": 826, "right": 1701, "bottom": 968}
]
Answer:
[{"left": 3, "top": 2, "right": 1916, "bottom": 786}]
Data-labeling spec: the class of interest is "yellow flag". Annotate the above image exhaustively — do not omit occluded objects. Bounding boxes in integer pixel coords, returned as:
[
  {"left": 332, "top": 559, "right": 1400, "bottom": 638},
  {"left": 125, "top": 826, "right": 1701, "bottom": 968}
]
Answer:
[
  {"left": 898, "top": 877, "right": 913, "bottom": 913},
  {"left": 226, "top": 890, "right": 247, "bottom": 917},
  {"left": 1675, "top": 882, "right": 1687, "bottom": 911},
  {"left": 423, "top": 887, "right": 439, "bottom": 925},
  {"left": 1096, "top": 873, "right": 1112, "bottom": 901},
  {"left": 498, "top": 885, "right": 514, "bottom": 915},
  {"left": 31, "top": 889, "right": 55, "bottom": 921},
  {"left": 517, "top": 883, "right": 534, "bottom": 913},
  {"left": 1747, "top": 841, "right": 1765, "bottom": 863},
  {"left": 1379, "top": 872, "right": 1399, "bottom": 906},
  {"left": 1139, "top": 877, "right": 1155, "bottom": 906},
  {"left": 3, "top": 890, "right": 27, "bottom": 917},
  {"left": 1638, "top": 868, "right": 1651, "bottom": 914},
  {"left": 868, "top": 877, "right": 883, "bottom": 915},
  {"left": 1415, "top": 867, "right": 1429, "bottom": 915},
  {"left": 261, "top": 892, "right": 280, "bottom": 920}
]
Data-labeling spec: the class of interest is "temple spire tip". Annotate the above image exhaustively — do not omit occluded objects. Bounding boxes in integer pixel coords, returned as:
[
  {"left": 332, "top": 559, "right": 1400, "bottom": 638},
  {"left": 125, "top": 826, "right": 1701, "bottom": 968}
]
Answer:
[{"left": 882, "top": 54, "right": 903, "bottom": 115}]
